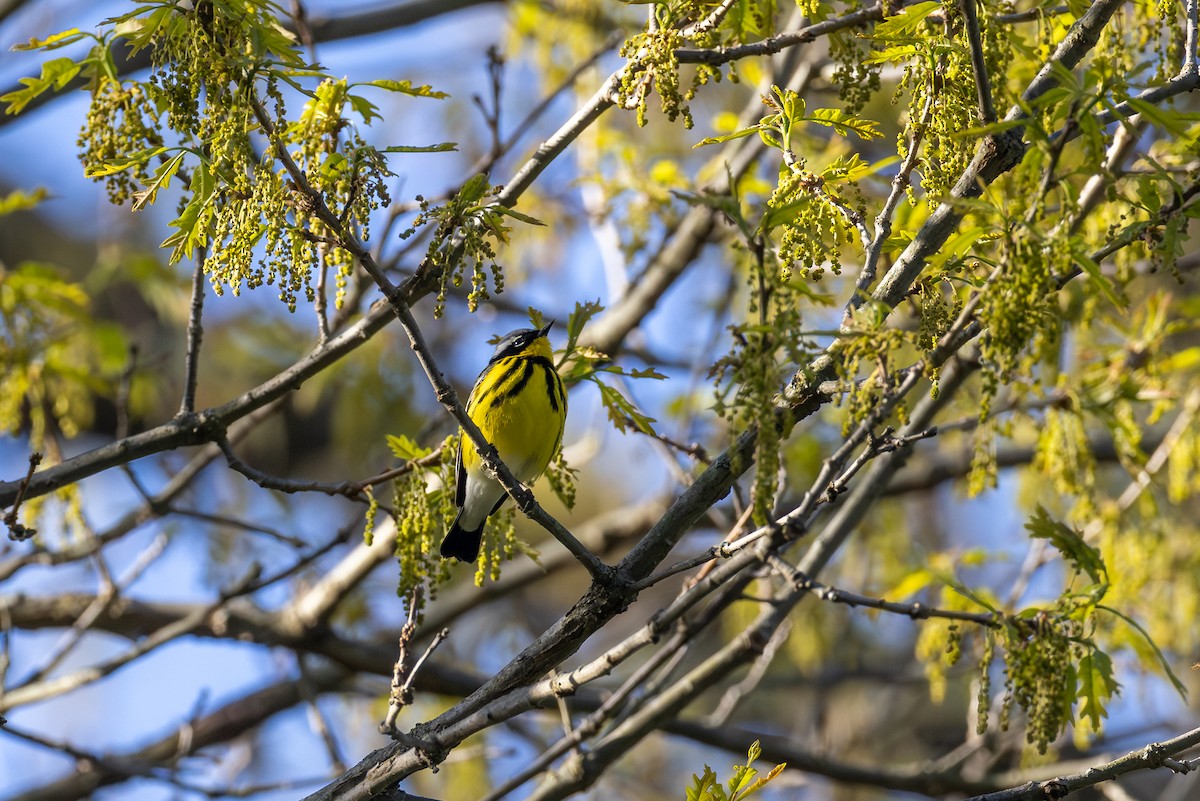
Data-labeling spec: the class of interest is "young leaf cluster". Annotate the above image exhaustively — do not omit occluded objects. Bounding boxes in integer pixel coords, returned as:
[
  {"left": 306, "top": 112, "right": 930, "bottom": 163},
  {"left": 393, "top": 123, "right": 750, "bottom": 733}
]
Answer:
[
  {"left": 0, "top": 256, "right": 129, "bottom": 541},
  {"left": 615, "top": 1, "right": 745, "bottom": 129},
  {"left": 406, "top": 175, "right": 545, "bottom": 318},
  {"left": 557, "top": 300, "right": 667, "bottom": 437},
  {"left": 5, "top": 1, "right": 453, "bottom": 312},
  {"left": 685, "top": 740, "right": 786, "bottom": 801}
]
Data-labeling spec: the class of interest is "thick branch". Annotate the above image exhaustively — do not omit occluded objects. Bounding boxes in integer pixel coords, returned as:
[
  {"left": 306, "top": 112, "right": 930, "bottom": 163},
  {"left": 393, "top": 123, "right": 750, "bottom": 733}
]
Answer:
[{"left": 869, "top": 0, "right": 1126, "bottom": 312}]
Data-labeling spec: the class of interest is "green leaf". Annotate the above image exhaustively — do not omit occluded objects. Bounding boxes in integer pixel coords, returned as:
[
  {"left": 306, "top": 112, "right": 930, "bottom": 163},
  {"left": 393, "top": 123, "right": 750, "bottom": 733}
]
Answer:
[
  {"left": 686, "top": 766, "right": 723, "bottom": 801},
  {"left": 821, "top": 152, "right": 872, "bottom": 183},
  {"left": 0, "top": 54, "right": 81, "bottom": 115},
  {"left": 727, "top": 762, "right": 757, "bottom": 800},
  {"left": 950, "top": 117, "right": 1029, "bottom": 139},
  {"left": 347, "top": 93, "right": 381, "bottom": 123},
  {"left": 359, "top": 79, "right": 449, "bottom": 99},
  {"left": 561, "top": 299, "right": 605, "bottom": 366},
  {"left": 591, "top": 377, "right": 658, "bottom": 436},
  {"left": 734, "top": 768, "right": 782, "bottom": 800},
  {"left": 1024, "top": 506, "right": 1107, "bottom": 585},
  {"left": 96, "top": 41, "right": 119, "bottom": 82},
  {"left": 85, "top": 146, "right": 169, "bottom": 177},
  {"left": 387, "top": 434, "right": 432, "bottom": 461},
  {"left": 597, "top": 364, "right": 668, "bottom": 381},
  {"left": 381, "top": 143, "right": 458, "bottom": 154},
  {"left": 42, "top": 56, "right": 83, "bottom": 90},
  {"left": 805, "top": 108, "right": 882, "bottom": 140},
  {"left": 671, "top": 188, "right": 740, "bottom": 215},
  {"left": 161, "top": 163, "right": 216, "bottom": 263},
  {"left": 1071, "top": 243, "right": 1125, "bottom": 308},
  {"left": 12, "top": 28, "right": 87, "bottom": 51},
  {"left": 759, "top": 193, "right": 813, "bottom": 231},
  {"left": 132, "top": 151, "right": 186, "bottom": 211},
  {"left": 870, "top": 1, "right": 942, "bottom": 40},
  {"left": 948, "top": 580, "right": 1000, "bottom": 613},
  {"left": 693, "top": 124, "right": 767, "bottom": 148},
  {"left": 862, "top": 43, "right": 921, "bottom": 65},
  {"left": 493, "top": 206, "right": 545, "bottom": 226},
  {"left": 0, "top": 187, "right": 49, "bottom": 216},
  {"left": 1, "top": 78, "right": 48, "bottom": 116},
  {"left": 1098, "top": 605, "right": 1188, "bottom": 698},
  {"left": 458, "top": 173, "right": 491, "bottom": 204},
  {"left": 1124, "top": 97, "right": 1198, "bottom": 137},
  {"left": 1075, "top": 649, "right": 1117, "bottom": 729}
]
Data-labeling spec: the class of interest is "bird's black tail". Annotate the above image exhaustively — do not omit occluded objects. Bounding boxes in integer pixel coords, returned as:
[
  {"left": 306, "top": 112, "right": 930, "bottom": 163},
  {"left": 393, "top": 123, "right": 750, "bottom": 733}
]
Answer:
[{"left": 440, "top": 516, "right": 483, "bottom": 562}]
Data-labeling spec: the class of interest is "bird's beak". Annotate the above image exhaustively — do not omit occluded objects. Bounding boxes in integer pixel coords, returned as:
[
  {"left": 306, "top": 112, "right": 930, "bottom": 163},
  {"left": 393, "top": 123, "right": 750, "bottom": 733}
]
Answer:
[{"left": 539, "top": 320, "right": 554, "bottom": 337}]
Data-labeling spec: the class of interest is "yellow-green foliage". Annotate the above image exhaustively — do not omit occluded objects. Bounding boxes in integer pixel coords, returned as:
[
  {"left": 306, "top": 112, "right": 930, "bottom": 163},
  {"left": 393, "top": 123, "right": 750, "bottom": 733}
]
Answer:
[
  {"left": 685, "top": 739, "right": 786, "bottom": 801},
  {"left": 700, "top": 84, "right": 885, "bottom": 518},
  {"left": 708, "top": 241, "right": 801, "bottom": 524},
  {"left": 387, "top": 436, "right": 455, "bottom": 605},
  {"left": 403, "top": 175, "right": 522, "bottom": 318},
  {"left": 5, "top": 1, "right": 446, "bottom": 312},
  {"left": 0, "top": 263, "right": 123, "bottom": 441},
  {"left": 913, "top": 585, "right": 975, "bottom": 704},
  {"left": 901, "top": 505, "right": 1154, "bottom": 755},
  {"left": 0, "top": 260, "right": 135, "bottom": 541},
  {"left": 615, "top": 1, "right": 749, "bottom": 130}
]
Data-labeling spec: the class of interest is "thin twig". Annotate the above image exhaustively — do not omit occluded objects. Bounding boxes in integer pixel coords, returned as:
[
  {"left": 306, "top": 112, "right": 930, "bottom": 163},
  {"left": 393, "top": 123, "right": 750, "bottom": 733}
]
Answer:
[
  {"left": 298, "top": 657, "right": 347, "bottom": 773},
  {"left": 180, "top": 252, "right": 206, "bottom": 415},
  {"left": 675, "top": 2, "right": 893, "bottom": 65},
  {"left": 774, "top": 560, "right": 1002, "bottom": 627},
  {"left": 22, "top": 533, "right": 169, "bottom": 684},
  {"left": 960, "top": 0, "right": 996, "bottom": 124},
  {"left": 381, "top": 587, "right": 423, "bottom": 735},
  {"left": 849, "top": 91, "right": 935, "bottom": 321},
  {"left": 703, "top": 617, "right": 792, "bottom": 726},
  {"left": 478, "top": 627, "right": 695, "bottom": 801},
  {"left": 3, "top": 453, "right": 42, "bottom": 541}
]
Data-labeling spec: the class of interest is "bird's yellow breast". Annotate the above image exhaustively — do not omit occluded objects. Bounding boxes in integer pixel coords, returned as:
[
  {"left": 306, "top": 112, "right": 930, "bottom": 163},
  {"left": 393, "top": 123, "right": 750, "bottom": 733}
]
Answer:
[{"left": 463, "top": 344, "right": 566, "bottom": 483}]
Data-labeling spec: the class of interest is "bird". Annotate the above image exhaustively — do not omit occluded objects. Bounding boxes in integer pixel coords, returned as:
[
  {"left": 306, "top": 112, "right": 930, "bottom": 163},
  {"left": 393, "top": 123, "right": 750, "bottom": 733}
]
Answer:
[{"left": 439, "top": 321, "right": 567, "bottom": 563}]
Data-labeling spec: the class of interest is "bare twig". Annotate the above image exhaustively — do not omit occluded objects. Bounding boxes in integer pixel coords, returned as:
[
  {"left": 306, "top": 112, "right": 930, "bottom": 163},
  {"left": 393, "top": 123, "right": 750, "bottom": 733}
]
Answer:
[
  {"left": 703, "top": 617, "right": 792, "bottom": 726},
  {"left": 960, "top": 0, "right": 996, "bottom": 124},
  {"left": 382, "top": 588, "right": 429, "bottom": 735},
  {"left": 3, "top": 453, "right": 42, "bottom": 541},
  {"left": 478, "top": 626, "right": 695, "bottom": 801},
  {"left": 180, "top": 252, "right": 206, "bottom": 415},
  {"left": 299, "top": 657, "right": 347, "bottom": 774},
  {"left": 849, "top": 90, "right": 935, "bottom": 322},
  {"left": 22, "top": 533, "right": 169, "bottom": 684},
  {"left": 775, "top": 562, "right": 1002, "bottom": 628}
]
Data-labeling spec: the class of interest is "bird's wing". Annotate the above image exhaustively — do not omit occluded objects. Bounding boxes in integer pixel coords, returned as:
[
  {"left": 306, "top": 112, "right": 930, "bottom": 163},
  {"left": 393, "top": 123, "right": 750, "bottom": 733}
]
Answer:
[{"left": 454, "top": 438, "right": 466, "bottom": 508}]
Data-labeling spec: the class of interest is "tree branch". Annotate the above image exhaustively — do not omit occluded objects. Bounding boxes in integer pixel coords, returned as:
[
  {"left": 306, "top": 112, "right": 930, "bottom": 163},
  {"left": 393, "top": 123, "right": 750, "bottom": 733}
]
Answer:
[{"left": 962, "top": 725, "right": 1200, "bottom": 801}]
